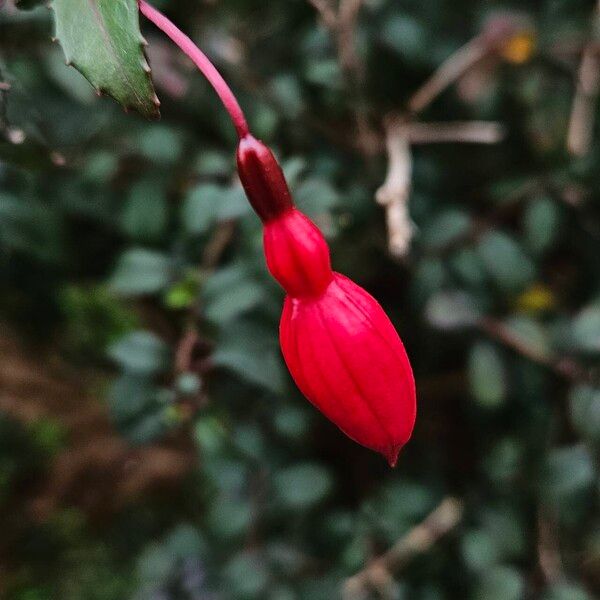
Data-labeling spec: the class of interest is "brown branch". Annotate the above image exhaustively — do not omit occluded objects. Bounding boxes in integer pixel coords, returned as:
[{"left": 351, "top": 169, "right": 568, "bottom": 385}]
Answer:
[
  {"left": 307, "top": 5, "right": 510, "bottom": 257},
  {"left": 308, "top": 0, "right": 338, "bottom": 30},
  {"left": 408, "top": 38, "right": 490, "bottom": 115},
  {"left": 308, "top": 0, "right": 365, "bottom": 77},
  {"left": 407, "top": 121, "right": 505, "bottom": 144},
  {"left": 537, "top": 506, "right": 564, "bottom": 584},
  {"left": 307, "top": 0, "right": 380, "bottom": 154},
  {"left": 337, "top": 0, "right": 365, "bottom": 78},
  {"left": 172, "top": 219, "right": 236, "bottom": 406},
  {"left": 567, "top": 2, "right": 600, "bottom": 156},
  {"left": 375, "top": 119, "right": 413, "bottom": 258},
  {"left": 343, "top": 497, "right": 463, "bottom": 600},
  {"left": 478, "top": 317, "right": 589, "bottom": 382},
  {"left": 201, "top": 219, "right": 236, "bottom": 270},
  {"left": 375, "top": 119, "right": 505, "bottom": 258}
]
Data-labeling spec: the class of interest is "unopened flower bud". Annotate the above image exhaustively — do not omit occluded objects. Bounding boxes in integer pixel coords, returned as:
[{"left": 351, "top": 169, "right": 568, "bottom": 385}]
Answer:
[{"left": 280, "top": 271, "right": 416, "bottom": 466}]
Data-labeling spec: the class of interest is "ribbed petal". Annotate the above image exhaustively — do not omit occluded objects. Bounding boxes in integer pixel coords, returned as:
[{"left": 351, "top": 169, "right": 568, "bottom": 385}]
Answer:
[{"left": 280, "top": 273, "right": 416, "bottom": 466}]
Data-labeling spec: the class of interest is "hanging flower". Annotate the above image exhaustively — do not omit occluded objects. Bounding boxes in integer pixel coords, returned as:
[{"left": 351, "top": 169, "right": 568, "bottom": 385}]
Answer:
[
  {"left": 139, "top": 1, "right": 417, "bottom": 464},
  {"left": 239, "top": 136, "right": 416, "bottom": 465}
]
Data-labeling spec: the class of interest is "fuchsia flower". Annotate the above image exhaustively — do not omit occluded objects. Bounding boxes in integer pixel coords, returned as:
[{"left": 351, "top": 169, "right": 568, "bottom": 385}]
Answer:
[{"left": 140, "top": 0, "right": 416, "bottom": 465}]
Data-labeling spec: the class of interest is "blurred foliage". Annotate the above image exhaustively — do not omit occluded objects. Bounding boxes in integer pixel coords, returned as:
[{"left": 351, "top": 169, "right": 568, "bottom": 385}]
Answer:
[{"left": 1, "top": 0, "right": 600, "bottom": 599}]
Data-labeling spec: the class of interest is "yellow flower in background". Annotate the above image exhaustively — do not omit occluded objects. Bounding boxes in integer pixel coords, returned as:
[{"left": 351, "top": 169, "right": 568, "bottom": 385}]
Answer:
[
  {"left": 501, "top": 31, "right": 536, "bottom": 64},
  {"left": 517, "top": 283, "right": 556, "bottom": 313}
]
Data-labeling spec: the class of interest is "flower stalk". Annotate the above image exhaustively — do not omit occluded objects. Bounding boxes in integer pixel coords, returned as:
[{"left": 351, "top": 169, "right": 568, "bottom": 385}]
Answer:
[{"left": 138, "top": 0, "right": 249, "bottom": 139}]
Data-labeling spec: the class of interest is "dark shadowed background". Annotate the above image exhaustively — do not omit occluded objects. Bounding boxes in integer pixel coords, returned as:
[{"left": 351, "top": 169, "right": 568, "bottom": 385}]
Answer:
[{"left": 0, "top": 0, "right": 599, "bottom": 598}]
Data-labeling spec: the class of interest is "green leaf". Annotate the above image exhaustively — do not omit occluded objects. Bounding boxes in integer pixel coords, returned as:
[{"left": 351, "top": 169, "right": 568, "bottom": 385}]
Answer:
[
  {"left": 504, "top": 316, "right": 552, "bottom": 360},
  {"left": 411, "top": 258, "right": 447, "bottom": 306},
  {"left": 523, "top": 196, "right": 560, "bottom": 255},
  {"left": 295, "top": 178, "right": 340, "bottom": 216},
  {"left": 270, "top": 74, "right": 304, "bottom": 119},
  {"left": 121, "top": 180, "right": 168, "bottom": 241},
  {"left": 109, "top": 373, "right": 159, "bottom": 424},
  {"left": 569, "top": 385, "right": 600, "bottom": 442},
  {"left": 109, "top": 378, "right": 175, "bottom": 443},
  {"left": 273, "top": 405, "right": 311, "bottom": 441},
  {"left": 181, "top": 183, "right": 222, "bottom": 235},
  {"left": 449, "top": 248, "right": 487, "bottom": 287},
  {"left": 233, "top": 423, "right": 266, "bottom": 461},
  {"left": 203, "top": 264, "right": 265, "bottom": 324},
  {"left": 136, "top": 124, "right": 183, "bottom": 162},
  {"left": 474, "top": 566, "right": 524, "bottom": 600},
  {"left": 421, "top": 209, "right": 471, "bottom": 250},
  {"left": 461, "top": 530, "right": 501, "bottom": 571},
  {"left": 544, "top": 445, "right": 595, "bottom": 501},
  {"left": 109, "top": 248, "right": 173, "bottom": 296},
  {"left": 0, "top": 194, "right": 64, "bottom": 263},
  {"left": 124, "top": 409, "right": 169, "bottom": 445},
  {"left": 273, "top": 463, "right": 333, "bottom": 509},
  {"left": 478, "top": 232, "right": 536, "bottom": 293},
  {"left": 571, "top": 303, "right": 600, "bottom": 353},
  {"left": 52, "top": 0, "right": 159, "bottom": 119},
  {"left": 483, "top": 438, "right": 523, "bottom": 484},
  {"left": 212, "top": 319, "right": 286, "bottom": 394},
  {"left": 194, "top": 418, "right": 228, "bottom": 456},
  {"left": 194, "top": 150, "right": 231, "bottom": 178},
  {"left": 108, "top": 330, "right": 170, "bottom": 375},
  {"left": 468, "top": 342, "right": 507, "bottom": 408},
  {"left": 425, "top": 290, "right": 482, "bottom": 330},
  {"left": 380, "top": 14, "right": 430, "bottom": 64},
  {"left": 481, "top": 508, "right": 526, "bottom": 560},
  {"left": 216, "top": 187, "right": 252, "bottom": 221},
  {"left": 137, "top": 524, "right": 206, "bottom": 589},
  {"left": 544, "top": 583, "right": 592, "bottom": 600},
  {"left": 163, "top": 273, "right": 199, "bottom": 310},
  {"left": 206, "top": 496, "right": 252, "bottom": 539},
  {"left": 223, "top": 552, "right": 269, "bottom": 599}
]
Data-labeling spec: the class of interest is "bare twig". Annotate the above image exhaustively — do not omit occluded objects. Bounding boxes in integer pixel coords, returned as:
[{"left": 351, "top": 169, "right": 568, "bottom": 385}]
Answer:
[
  {"left": 307, "top": 0, "right": 380, "bottom": 154},
  {"left": 337, "top": 0, "right": 365, "bottom": 78},
  {"left": 537, "top": 506, "right": 564, "bottom": 584},
  {"left": 375, "top": 119, "right": 506, "bottom": 258},
  {"left": 567, "top": 1, "right": 600, "bottom": 156},
  {"left": 374, "top": 22, "right": 515, "bottom": 257},
  {"left": 308, "top": 0, "right": 337, "bottom": 30},
  {"left": 343, "top": 497, "right": 463, "bottom": 600},
  {"left": 174, "top": 328, "right": 199, "bottom": 374},
  {"left": 478, "top": 317, "right": 590, "bottom": 382},
  {"left": 172, "top": 218, "right": 234, "bottom": 384},
  {"left": 375, "top": 119, "right": 413, "bottom": 258},
  {"left": 308, "top": 0, "right": 364, "bottom": 77},
  {"left": 201, "top": 219, "right": 236, "bottom": 270},
  {"left": 307, "top": 4, "right": 510, "bottom": 257},
  {"left": 408, "top": 38, "right": 490, "bottom": 115},
  {"left": 407, "top": 121, "right": 505, "bottom": 144}
]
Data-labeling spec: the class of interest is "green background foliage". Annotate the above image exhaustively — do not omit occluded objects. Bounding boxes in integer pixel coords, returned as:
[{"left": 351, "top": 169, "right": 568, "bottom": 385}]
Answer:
[{"left": 1, "top": 0, "right": 599, "bottom": 598}]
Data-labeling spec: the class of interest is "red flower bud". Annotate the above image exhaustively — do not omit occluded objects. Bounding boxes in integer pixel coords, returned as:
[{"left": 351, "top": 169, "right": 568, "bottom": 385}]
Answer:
[
  {"left": 280, "top": 272, "right": 416, "bottom": 466},
  {"left": 264, "top": 207, "right": 416, "bottom": 466}
]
